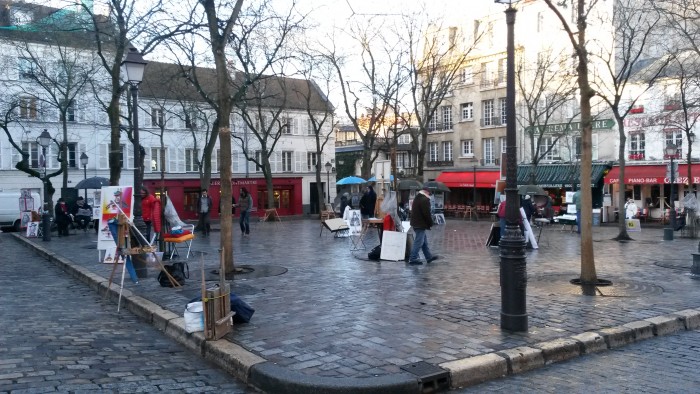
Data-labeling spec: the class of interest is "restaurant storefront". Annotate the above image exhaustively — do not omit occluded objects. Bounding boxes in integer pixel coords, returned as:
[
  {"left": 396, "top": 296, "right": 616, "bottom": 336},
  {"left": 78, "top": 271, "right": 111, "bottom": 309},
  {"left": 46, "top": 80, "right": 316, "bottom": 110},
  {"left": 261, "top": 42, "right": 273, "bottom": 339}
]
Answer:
[
  {"left": 605, "top": 164, "right": 700, "bottom": 221},
  {"left": 144, "top": 177, "right": 303, "bottom": 221},
  {"left": 435, "top": 169, "right": 501, "bottom": 206}
]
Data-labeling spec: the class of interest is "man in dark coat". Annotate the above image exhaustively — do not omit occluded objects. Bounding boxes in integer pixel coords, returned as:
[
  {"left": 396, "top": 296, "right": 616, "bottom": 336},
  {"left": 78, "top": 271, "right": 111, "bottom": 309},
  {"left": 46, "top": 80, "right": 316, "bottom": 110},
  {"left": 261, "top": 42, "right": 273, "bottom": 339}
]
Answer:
[
  {"left": 408, "top": 187, "right": 439, "bottom": 264},
  {"left": 359, "top": 186, "right": 377, "bottom": 219}
]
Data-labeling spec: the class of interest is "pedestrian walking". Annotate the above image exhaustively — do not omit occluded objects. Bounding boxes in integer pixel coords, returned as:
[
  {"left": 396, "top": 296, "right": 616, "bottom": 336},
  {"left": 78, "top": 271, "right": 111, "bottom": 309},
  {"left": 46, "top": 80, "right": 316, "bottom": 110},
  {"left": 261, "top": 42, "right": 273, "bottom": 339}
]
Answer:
[
  {"left": 408, "top": 186, "right": 439, "bottom": 265},
  {"left": 196, "top": 189, "right": 213, "bottom": 236},
  {"left": 236, "top": 187, "right": 253, "bottom": 236},
  {"left": 54, "top": 198, "right": 72, "bottom": 236},
  {"left": 573, "top": 189, "right": 581, "bottom": 234},
  {"left": 497, "top": 198, "right": 507, "bottom": 238}
]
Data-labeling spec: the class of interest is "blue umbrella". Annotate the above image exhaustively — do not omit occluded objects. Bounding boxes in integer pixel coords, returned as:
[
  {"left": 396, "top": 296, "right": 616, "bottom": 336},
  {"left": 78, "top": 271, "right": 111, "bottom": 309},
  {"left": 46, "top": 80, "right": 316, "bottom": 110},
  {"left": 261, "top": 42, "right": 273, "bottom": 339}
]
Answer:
[
  {"left": 336, "top": 176, "right": 367, "bottom": 185},
  {"left": 367, "top": 175, "right": 394, "bottom": 182}
]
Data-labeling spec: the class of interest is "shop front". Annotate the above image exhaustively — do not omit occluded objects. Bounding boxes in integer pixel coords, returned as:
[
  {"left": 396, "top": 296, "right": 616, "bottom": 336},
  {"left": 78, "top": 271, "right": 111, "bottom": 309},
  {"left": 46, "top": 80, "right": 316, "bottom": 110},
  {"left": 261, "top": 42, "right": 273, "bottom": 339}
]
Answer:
[
  {"left": 145, "top": 177, "right": 303, "bottom": 221},
  {"left": 435, "top": 169, "right": 501, "bottom": 206},
  {"left": 605, "top": 164, "right": 700, "bottom": 221}
]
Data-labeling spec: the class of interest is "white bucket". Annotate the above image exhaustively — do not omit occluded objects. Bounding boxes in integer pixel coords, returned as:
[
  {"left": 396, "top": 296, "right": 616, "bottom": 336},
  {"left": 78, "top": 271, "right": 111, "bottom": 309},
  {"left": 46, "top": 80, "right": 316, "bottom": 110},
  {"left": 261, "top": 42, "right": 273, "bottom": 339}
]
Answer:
[{"left": 184, "top": 301, "right": 204, "bottom": 333}]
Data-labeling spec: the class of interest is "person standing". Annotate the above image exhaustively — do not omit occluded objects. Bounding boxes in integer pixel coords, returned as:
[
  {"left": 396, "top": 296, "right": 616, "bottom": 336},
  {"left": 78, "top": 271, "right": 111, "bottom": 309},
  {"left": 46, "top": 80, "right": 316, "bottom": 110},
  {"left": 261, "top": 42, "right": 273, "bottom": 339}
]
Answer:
[
  {"left": 196, "top": 189, "right": 213, "bottom": 236},
  {"left": 408, "top": 186, "right": 438, "bottom": 265},
  {"left": 140, "top": 187, "right": 161, "bottom": 242},
  {"left": 237, "top": 187, "right": 253, "bottom": 237},
  {"left": 497, "top": 198, "right": 507, "bottom": 238},
  {"left": 359, "top": 185, "right": 377, "bottom": 219},
  {"left": 573, "top": 189, "right": 581, "bottom": 234},
  {"left": 54, "top": 198, "right": 72, "bottom": 236}
]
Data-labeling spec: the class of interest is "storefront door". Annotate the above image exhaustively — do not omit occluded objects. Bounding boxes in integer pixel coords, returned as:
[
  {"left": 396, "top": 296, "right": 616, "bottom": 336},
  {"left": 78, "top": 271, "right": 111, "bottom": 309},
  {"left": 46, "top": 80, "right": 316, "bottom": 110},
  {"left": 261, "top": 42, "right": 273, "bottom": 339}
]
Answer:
[
  {"left": 257, "top": 188, "right": 293, "bottom": 216},
  {"left": 182, "top": 188, "right": 200, "bottom": 220}
]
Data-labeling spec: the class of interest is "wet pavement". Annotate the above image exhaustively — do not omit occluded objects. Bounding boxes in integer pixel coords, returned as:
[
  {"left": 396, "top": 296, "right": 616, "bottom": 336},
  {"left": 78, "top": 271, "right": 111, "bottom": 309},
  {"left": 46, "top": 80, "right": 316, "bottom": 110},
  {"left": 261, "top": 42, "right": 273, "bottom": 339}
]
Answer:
[{"left": 9, "top": 218, "right": 700, "bottom": 390}]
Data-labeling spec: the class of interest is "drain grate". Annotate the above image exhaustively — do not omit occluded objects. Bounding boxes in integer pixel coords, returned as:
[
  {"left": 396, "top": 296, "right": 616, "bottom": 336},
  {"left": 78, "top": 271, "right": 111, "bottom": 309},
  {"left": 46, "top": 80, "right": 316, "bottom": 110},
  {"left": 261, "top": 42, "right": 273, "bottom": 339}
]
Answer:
[{"left": 400, "top": 361, "right": 449, "bottom": 393}]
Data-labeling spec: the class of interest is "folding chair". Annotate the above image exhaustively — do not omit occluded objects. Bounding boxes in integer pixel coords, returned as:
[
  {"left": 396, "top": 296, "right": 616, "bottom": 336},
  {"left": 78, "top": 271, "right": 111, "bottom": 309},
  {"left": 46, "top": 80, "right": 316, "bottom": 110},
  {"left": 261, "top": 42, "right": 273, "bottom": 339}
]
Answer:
[{"left": 164, "top": 224, "right": 195, "bottom": 259}]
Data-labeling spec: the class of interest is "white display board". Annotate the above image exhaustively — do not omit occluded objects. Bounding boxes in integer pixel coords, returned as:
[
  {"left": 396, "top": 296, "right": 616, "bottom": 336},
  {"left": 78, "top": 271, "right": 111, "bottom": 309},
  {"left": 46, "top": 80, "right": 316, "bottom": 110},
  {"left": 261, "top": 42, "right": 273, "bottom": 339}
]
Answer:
[
  {"left": 380, "top": 230, "right": 407, "bottom": 261},
  {"left": 347, "top": 209, "right": 362, "bottom": 235},
  {"left": 626, "top": 219, "right": 641, "bottom": 232}
]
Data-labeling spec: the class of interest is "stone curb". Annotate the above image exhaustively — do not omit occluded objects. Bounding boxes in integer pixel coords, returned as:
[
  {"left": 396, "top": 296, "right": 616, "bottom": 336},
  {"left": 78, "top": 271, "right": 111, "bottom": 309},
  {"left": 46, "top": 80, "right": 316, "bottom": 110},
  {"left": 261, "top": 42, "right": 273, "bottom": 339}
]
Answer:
[
  {"left": 13, "top": 235, "right": 700, "bottom": 392},
  {"left": 442, "top": 309, "right": 700, "bottom": 389},
  {"left": 12, "top": 235, "right": 421, "bottom": 393}
]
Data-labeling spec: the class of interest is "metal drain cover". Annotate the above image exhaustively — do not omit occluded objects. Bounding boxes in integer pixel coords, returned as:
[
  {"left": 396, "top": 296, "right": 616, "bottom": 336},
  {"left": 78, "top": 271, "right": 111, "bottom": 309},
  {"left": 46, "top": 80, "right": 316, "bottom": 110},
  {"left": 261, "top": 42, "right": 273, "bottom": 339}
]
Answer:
[{"left": 530, "top": 274, "right": 664, "bottom": 297}]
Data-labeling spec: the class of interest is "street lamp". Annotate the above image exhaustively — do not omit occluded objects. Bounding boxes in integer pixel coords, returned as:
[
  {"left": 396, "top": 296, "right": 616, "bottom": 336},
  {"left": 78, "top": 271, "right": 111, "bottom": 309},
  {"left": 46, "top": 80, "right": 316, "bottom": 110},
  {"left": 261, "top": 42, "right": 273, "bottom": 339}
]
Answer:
[
  {"left": 496, "top": 0, "right": 527, "bottom": 332},
  {"left": 325, "top": 161, "right": 332, "bottom": 204},
  {"left": 37, "top": 129, "right": 52, "bottom": 241},
  {"left": 80, "top": 152, "right": 88, "bottom": 200},
  {"left": 121, "top": 46, "right": 148, "bottom": 239},
  {"left": 664, "top": 142, "right": 678, "bottom": 241}
]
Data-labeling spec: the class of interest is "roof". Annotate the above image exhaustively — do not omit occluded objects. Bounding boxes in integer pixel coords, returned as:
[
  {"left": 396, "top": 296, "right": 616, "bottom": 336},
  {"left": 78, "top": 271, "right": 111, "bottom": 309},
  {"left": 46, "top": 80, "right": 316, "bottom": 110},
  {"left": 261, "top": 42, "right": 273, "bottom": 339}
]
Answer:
[
  {"left": 139, "top": 62, "right": 334, "bottom": 113},
  {"left": 517, "top": 163, "right": 612, "bottom": 188}
]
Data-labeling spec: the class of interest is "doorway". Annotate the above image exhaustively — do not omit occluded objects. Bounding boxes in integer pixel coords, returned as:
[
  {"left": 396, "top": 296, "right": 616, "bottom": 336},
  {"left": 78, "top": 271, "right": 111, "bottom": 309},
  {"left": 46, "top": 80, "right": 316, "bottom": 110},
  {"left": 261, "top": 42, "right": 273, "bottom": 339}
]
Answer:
[{"left": 309, "top": 182, "right": 320, "bottom": 214}]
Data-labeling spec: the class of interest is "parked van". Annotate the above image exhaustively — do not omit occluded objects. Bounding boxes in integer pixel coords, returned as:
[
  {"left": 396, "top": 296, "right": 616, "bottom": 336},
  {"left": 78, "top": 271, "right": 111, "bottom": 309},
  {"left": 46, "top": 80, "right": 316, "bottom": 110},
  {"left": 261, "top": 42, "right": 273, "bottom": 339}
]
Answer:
[{"left": 0, "top": 191, "right": 42, "bottom": 231}]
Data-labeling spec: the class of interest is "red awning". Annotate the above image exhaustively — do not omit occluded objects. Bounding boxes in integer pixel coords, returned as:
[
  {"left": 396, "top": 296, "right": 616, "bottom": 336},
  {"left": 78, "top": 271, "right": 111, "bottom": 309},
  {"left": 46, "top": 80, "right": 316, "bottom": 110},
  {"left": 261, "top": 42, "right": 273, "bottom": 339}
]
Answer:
[
  {"left": 605, "top": 164, "right": 700, "bottom": 184},
  {"left": 436, "top": 171, "right": 501, "bottom": 188}
]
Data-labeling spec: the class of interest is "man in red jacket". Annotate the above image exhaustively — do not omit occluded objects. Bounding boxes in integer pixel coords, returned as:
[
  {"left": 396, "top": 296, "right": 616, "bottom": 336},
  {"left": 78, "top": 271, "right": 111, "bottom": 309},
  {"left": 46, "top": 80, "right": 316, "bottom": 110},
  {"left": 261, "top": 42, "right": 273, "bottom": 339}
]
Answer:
[
  {"left": 408, "top": 186, "right": 439, "bottom": 265},
  {"left": 140, "top": 187, "right": 161, "bottom": 243}
]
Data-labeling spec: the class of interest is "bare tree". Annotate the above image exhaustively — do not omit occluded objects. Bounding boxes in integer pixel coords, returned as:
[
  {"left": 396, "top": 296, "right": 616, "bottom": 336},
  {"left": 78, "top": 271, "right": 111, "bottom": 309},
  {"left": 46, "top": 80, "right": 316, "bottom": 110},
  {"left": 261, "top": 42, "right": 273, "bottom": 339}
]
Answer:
[
  {"left": 654, "top": 0, "right": 700, "bottom": 56},
  {"left": 593, "top": 0, "right": 667, "bottom": 241},
  {"left": 403, "top": 18, "right": 478, "bottom": 179},
  {"left": 544, "top": 0, "right": 600, "bottom": 284},
  {"left": 516, "top": 48, "right": 579, "bottom": 184},
  {"left": 324, "top": 21, "right": 402, "bottom": 179}
]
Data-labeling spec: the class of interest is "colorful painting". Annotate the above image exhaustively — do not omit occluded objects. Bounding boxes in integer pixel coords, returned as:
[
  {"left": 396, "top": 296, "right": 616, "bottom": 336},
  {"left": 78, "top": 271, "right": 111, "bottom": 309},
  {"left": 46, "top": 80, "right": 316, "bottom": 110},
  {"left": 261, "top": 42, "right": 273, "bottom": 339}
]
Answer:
[{"left": 97, "top": 186, "right": 133, "bottom": 251}]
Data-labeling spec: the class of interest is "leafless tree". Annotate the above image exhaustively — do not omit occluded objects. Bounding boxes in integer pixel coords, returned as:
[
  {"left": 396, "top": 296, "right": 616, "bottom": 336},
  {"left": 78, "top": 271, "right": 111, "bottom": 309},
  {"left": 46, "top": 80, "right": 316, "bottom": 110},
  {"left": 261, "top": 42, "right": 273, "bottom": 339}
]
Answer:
[
  {"left": 592, "top": 0, "right": 667, "bottom": 241},
  {"left": 544, "top": 0, "right": 601, "bottom": 284},
  {"left": 516, "top": 48, "right": 579, "bottom": 184}
]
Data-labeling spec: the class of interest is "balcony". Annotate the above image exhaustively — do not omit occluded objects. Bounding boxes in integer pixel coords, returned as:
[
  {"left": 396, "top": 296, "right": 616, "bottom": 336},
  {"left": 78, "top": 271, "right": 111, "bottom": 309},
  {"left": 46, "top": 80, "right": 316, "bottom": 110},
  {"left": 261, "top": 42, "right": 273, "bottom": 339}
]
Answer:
[
  {"left": 428, "top": 123, "right": 453, "bottom": 133},
  {"left": 628, "top": 152, "right": 645, "bottom": 161},
  {"left": 480, "top": 117, "right": 505, "bottom": 127},
  {"left": 426, "top": 160, "right": 454, "bottom": 168}
]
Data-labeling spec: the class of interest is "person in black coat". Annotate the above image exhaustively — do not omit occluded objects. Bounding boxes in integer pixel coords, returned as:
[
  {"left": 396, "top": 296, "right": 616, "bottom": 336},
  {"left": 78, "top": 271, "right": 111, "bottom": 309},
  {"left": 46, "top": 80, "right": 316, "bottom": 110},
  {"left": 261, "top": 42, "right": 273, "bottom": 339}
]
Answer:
[
  {"left": 408, "top": 187, "right": 439, "bottom": 265},
  {"left": 359, "top": 186, "right": 377, "bottom": 219},
  {"left": 54, "top": 198, "right": 72, "bottom": 236}
]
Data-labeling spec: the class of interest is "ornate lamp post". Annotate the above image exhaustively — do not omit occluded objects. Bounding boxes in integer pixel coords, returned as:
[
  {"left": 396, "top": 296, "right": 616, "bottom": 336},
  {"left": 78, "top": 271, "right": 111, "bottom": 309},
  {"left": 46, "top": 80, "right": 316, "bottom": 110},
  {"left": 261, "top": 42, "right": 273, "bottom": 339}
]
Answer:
[
  {"left": 664, "top": 143, "right": 678, "bottom": 241},
  {"left": 325, "top": 161, "right": 332, "bottom": 204},
  {"left": 496, "top": 0, "right": 527, "bottom": 332},
  {"left": 121, "top": 47, "right": 148, "bottom": 237},
  {"left": 80, "top": 152, "right": 88, "bottom": 200},
  {"left": 37, "top": 129, "right": 52, "bottom": 241}
]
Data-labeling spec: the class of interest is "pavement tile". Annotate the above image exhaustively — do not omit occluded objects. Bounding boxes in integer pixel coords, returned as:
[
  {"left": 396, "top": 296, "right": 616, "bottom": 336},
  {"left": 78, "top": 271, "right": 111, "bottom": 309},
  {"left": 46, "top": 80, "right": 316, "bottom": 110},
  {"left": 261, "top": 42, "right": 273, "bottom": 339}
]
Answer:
[{"left": 10, "top": 219, "right": 700, "bottom": 384}]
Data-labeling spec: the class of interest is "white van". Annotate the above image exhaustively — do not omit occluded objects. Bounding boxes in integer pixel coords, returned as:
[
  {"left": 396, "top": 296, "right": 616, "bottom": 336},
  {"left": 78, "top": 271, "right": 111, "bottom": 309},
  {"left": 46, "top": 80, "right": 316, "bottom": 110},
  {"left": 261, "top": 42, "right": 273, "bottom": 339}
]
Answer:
[{"left": 0, "top": 191, "right": 42, "bottom": 231}]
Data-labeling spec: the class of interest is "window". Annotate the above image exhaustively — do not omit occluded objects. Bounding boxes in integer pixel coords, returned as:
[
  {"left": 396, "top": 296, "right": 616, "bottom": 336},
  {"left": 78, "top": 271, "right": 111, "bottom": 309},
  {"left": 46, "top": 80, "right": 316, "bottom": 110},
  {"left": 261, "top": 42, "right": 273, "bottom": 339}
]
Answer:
[
  {"left": 185, "top": 148, "right": 199, "bottom": 172},
  {"left": 255, "top": 151, "right": 262, "bottom": 172},
  {"left": 665, "top": 130, "right": 683, "bottom": 156},
  {"left": 429, "top": 142, "right": 439, "bottom": 161},
  {"left": 500, "top": 137, "right": 506, "bottom": 154},
  {"left": 281, "top": 151, "right": 293, "bottom": 172},
  {"left": 397, "top": 151, "right": 411, "bottom": 169},
  {"left": 150, "top": 147, "right": 166, "bottom": 172},
  {"left": 428, "top": 116, "right": 438, "bottom": 132},
  {"left": 629, "top": 133, "right": 645, "bottom": 160},
  {"left": 283, "top": 117, "right": 294, "bottom": 134},
  {"left": 442, "top": 106, "right": 452, "bottom": 130},
  {"left": 497, "top": 59, "right": 506, "bottom": 84},
  {"left": 21, "top": 142, "right": 41, "bottom": 168},
  {"left": 482, "top": 99, "right": 494, "bottom": 126},
  {"left": 500, "top": 97, "right": 507, "bottom": 125},
  {"left": 307, "top": 152, "right": 317, "bottom": 172},
  {"left": 60, "top": 99, "right": 75, "bottom": 122},
  {"left": 461, "top": 140, "right": 474, "bottom": 156},
  {"left": 461, "top": 102, "right": 473, "bottom": 121},
  {"left": 483, "top": 138, "right": 494, "bottom": 164},
  {"left": 19, "top": 97, "right": 37, "bottom": 119},
  {"left": 539, "top": 137, "right": 559, "bottom": 161},
  {"left": 397, "top": 133, "right": 411, "bottom": 144},
  {"left": 63, "top": 142, "right": 78, "bottom": 168},
  {"left": 537, "top": 12, "right": 544, "bottom": 32},
  {"left": 151, "top": 107, "right": 164, "bottom": 127},
  {"left": 461, "top": 66, "right": 473, "bottom": 84},
  {"left": 307, "top": 118, "right": 315, "bottom": 135},
  {"left": 443, "top": 141, "right": 453, "bottom": 161},
  {"left": 18, "top": 57, "right": 35, "bottom": 80},
  {"left": 480, "top": 61, "right": 493, "bottom": 86},
  {"left": 185, "top": 111, "right": 197, "bottom": 130}
]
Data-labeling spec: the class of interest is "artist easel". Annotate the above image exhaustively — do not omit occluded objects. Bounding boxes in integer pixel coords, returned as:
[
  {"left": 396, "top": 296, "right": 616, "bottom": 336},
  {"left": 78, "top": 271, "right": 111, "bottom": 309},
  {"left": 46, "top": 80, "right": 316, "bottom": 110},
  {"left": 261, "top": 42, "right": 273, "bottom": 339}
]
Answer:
[
  {"left": 106, "top": 213, "right": 180, "bottom": 311},
  {"left": 202, "top": 249, "right": 234, "bottom": 340}
]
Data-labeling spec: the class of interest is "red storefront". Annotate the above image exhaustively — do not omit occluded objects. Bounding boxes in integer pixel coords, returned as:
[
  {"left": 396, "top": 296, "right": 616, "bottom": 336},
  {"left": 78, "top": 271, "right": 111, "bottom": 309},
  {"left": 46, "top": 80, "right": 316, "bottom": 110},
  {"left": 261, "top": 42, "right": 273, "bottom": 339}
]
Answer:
[{"left": 145, "top": 177, "right": 303, "bottom": 221}]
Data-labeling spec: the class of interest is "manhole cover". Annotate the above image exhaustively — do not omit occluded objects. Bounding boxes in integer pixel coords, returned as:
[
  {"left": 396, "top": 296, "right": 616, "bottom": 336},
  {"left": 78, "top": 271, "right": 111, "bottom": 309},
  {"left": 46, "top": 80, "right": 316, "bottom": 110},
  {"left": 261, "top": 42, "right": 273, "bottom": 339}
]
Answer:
[
  {"left": 529, "top": 274, "right": 664, "bottom": 297},
  {"left": 655, "top": 259, "right": 692, "bottom": 271}
]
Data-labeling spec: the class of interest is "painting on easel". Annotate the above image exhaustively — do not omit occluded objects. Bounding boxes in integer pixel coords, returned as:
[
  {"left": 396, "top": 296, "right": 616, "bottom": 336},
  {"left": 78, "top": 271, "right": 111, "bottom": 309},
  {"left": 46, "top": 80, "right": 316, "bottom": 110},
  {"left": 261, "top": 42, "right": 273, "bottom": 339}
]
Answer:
[
  {"left": 97, "top": 186, "right": 133, "bottom": 253},
  {"left": 102, "top": 246, "right": 126, "bottom": 264}
]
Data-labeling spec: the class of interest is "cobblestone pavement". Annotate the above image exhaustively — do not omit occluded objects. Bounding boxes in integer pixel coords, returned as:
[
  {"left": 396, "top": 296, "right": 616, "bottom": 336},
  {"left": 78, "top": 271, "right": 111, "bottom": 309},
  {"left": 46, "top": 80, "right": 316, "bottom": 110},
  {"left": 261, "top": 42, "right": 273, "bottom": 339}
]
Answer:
[
  {"left": 461, "top": 329, "right": 700, "bottom": 393},
  {"left": 0, "top": 237, "right": 253, "bottom": 393},
  {"left": 11, "top": 218, "right": 700, "bottom": 380}
]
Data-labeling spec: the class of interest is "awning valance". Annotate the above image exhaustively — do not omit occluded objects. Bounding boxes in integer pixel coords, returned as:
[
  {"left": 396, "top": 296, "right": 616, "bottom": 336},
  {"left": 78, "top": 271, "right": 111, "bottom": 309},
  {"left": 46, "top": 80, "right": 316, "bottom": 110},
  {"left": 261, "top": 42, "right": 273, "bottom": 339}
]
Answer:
[
  {"left": 605, "top": 164, "right": 700, "bottom": 184},
  {"left": 516, "top": 163, "right": 611, "bottom": 188},
  {"left": 436, "top": 170, "right": 501, "bottom": 188}
]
